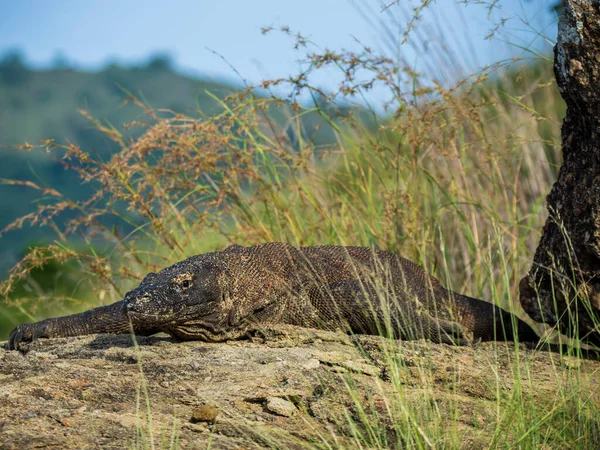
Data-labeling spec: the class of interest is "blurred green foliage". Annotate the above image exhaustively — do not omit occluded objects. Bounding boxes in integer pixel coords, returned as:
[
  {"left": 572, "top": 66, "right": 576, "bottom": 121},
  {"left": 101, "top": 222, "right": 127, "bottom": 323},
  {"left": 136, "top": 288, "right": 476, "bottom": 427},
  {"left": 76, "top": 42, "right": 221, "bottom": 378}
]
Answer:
[{"left": 0, "top": 253, "right": 92, "bottom": 338}]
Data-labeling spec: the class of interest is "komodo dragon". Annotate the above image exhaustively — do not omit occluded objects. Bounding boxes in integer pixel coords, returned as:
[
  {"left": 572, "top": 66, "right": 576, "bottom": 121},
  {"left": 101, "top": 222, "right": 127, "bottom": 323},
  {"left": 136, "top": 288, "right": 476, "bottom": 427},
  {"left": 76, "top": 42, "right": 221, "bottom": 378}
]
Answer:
[{"left": 6, "top": 242, "right": 539, "bottom": 350}]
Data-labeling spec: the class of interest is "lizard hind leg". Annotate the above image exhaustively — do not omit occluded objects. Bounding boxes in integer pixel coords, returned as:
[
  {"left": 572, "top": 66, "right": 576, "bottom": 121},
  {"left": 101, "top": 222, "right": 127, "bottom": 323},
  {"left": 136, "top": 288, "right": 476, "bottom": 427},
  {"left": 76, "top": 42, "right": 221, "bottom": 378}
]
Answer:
[
  {"left": 307, "top": 279, "right": 473, "bottom": 345},
  {"left": 383, "top": 300, "right": 473, "bottom": 345},
  {"left": 412, "top": 314, "right": 474, "bottom": 346}
]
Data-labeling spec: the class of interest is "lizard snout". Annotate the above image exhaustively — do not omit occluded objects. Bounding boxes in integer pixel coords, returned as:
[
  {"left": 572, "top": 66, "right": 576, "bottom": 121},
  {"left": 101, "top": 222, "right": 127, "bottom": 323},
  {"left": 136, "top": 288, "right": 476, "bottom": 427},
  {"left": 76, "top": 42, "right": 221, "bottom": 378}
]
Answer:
[{"left": 124, "top": 290, "right": 153, "bottom": 312}]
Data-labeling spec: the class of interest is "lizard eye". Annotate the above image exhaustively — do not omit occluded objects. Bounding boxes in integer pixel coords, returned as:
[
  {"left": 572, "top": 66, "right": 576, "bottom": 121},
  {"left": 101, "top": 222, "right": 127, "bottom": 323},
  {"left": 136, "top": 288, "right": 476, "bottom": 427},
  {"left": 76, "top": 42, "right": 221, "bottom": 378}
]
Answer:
[{"left": 182, "top": 279, "right": 191, "bottom": 288}]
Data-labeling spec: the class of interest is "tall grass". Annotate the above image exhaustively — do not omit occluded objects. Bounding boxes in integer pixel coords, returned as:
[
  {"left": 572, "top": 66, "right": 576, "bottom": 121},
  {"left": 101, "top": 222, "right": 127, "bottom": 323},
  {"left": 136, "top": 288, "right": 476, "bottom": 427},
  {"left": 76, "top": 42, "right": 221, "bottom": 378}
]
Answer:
[
  {"left": 0, "top": 52, "right": 562, "bottom": 330},
  {"left": 2, "top": 1, "right": 597, "bottom": 448}
]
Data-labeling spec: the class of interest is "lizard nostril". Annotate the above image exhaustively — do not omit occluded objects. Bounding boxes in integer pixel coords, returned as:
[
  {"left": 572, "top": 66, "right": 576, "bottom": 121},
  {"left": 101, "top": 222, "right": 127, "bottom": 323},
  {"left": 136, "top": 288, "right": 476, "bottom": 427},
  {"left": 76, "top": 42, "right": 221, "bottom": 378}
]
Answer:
[{"left": 126, "top": 292, "right": 152, "bottom": 312}]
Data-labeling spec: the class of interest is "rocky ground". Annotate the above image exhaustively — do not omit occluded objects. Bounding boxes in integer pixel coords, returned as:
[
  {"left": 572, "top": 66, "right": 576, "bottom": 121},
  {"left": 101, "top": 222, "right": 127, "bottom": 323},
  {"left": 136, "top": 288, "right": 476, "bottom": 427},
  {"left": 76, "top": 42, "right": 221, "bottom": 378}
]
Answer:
[{"left": 0, "top": 325, "right": 598, "bottom": 449}]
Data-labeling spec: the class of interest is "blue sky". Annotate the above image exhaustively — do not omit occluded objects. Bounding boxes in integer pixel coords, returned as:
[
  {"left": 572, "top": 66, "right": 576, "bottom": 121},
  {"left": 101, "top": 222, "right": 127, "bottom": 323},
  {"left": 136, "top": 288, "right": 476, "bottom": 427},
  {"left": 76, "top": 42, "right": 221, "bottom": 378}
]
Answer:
[{"left": 0, "top": 1, "right": 558, "bottom": 95}]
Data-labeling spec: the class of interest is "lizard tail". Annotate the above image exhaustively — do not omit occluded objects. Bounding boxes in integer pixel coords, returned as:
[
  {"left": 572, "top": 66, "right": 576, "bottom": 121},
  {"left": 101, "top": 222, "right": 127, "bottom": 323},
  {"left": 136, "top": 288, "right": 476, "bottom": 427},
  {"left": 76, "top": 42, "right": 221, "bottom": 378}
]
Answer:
[{"left": 454, "top": 293, "right": 540, "bottom": 343}]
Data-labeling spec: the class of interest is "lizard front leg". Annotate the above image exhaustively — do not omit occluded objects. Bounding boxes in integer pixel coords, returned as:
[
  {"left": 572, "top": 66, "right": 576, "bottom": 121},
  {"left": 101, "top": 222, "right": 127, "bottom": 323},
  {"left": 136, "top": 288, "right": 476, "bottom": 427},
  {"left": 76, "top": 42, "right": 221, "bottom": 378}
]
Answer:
[{"left": 6, "top": 301, "right": 159, "bottom": 350}]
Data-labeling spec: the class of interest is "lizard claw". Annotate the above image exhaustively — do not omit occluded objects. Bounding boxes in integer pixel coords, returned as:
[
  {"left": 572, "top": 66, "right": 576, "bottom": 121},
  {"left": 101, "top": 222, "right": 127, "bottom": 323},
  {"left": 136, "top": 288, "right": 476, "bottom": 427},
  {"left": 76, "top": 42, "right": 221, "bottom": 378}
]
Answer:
[
  {"left": 6, "top": 321, "right": 50, "bottom": 351},
  {"left": 7, "top": 325, "right": 26, "bottom": 351}
]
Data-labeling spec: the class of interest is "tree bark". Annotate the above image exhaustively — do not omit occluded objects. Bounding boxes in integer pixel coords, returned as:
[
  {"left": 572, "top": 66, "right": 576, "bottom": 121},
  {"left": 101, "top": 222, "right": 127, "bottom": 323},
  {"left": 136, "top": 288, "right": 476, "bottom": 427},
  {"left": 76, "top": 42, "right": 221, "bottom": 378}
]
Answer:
[{"left": 519, "top": 0, "right": 600, "bottom": 345}]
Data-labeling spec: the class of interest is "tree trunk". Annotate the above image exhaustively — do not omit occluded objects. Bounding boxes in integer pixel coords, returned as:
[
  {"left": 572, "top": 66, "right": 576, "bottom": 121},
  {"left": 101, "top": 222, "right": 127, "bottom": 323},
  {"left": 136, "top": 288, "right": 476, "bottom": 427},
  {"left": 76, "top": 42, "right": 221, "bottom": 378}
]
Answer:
[{"left": 519, "top": 0, "right": 600, "bottom": 345}]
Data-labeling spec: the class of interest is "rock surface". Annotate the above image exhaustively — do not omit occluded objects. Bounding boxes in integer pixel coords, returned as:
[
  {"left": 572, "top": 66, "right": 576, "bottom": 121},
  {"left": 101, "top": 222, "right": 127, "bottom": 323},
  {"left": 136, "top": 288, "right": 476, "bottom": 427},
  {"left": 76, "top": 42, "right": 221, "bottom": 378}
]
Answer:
[{"left": 0, "top": 325, "right": 598, "bottom": 449}]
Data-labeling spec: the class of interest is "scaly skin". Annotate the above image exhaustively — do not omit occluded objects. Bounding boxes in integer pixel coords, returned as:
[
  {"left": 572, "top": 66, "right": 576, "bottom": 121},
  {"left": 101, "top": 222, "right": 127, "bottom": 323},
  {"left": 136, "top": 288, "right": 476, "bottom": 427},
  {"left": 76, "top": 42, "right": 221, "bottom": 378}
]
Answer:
[{"left": 6, "top": 243, "right": 539, "bottom": 350}]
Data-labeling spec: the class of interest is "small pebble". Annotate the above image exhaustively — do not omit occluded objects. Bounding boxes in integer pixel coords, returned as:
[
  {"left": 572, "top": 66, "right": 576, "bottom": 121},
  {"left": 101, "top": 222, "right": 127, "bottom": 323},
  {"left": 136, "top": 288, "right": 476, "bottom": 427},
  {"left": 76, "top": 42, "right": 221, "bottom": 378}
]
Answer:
[
  {"left": 303, "top": 358, "right": 320, "bottom": 370},
  {"left": 265, "top": 397, "right": 296, "bottom": 417},
  {"left": 183, "top": 422, "right": 208, "bottom": 433},
  {"left": 191, "top": 404, "right": 218, "bottom": 424}
]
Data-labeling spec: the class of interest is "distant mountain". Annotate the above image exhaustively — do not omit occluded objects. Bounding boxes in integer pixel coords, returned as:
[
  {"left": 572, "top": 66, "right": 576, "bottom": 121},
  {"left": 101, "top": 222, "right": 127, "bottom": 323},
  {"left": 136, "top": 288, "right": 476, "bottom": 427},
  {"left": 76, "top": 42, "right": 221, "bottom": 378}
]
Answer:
[
  {"left": 0, "top": 54, "right": 233, "bottom": 272},
  {"left": 0, "top": 52, "right": 346, "bottom": 275}
]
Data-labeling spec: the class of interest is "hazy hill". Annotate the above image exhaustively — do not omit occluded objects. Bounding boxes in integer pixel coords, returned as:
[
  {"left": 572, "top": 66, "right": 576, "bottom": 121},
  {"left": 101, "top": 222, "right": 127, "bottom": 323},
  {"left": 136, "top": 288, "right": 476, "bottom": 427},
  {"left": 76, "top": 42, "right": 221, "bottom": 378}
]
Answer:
[{"left": 0, "top": 52, "right": 343, "bottom": 275}]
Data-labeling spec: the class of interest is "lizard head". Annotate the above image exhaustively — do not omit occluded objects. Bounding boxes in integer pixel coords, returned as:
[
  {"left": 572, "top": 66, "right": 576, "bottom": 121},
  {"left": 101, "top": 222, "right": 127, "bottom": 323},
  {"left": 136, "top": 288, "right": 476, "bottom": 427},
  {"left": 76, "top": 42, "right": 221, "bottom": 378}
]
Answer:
[
  {"left": 124, "top": 254, "right": 233, "bottom": 339},
  {"left": 123, "top": 244, "right": 287, "bottom": 341}
]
